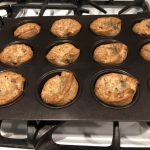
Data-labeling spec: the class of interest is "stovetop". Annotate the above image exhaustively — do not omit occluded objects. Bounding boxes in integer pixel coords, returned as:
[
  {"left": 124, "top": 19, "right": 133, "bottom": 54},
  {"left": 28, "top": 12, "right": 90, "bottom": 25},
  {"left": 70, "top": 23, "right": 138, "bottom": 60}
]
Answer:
[
  {"left": 0, "top": 0, "right": 150, "bottom": 17},
  {"left": 1, "top": 121, "right": 150, "bottom": 150},
  {"left": 0, "top": 0, "right": 150, "bottom": 150}
]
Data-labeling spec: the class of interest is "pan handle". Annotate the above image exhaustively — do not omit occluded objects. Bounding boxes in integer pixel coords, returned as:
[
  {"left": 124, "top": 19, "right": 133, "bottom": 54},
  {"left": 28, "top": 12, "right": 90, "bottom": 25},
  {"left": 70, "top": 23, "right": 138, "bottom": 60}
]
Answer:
[
  {"left": 35, "top": 121, "right": 110, "bottom": 150},
  {"left": 0, "top": 120, "right": 36, "bottom": 148},
  {"left": 0, "top": 16, "right": 4, "bottom": 29}
]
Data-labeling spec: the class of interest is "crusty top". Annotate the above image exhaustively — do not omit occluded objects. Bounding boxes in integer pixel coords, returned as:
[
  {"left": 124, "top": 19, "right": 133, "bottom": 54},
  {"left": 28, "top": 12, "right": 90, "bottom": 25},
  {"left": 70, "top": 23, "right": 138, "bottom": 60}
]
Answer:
[
  {"left": 46, "top": 43, "right": 80, "bottom": 66},
  {"left": 41, "top": 71, "right": 78, "bottom": 106},
  {"left": 0, "top": 44, "right": 33, "bottom": 66},
  {"left": 14, "top": 23, "right": 41, "bottom": 39},
  {"left": 141, "top": 43, "right": 150, "bottom": 61},
  {"left": 93, "top": 42, "right": 128, "bottom": 65},
  {"left": 133, "top": 19, "right": 150, "bottom": 36},
  {"left": 0, "top": 71, "right": 25, "bottom": 105},
  {"left": 90, "top": 17, "right": 121, "bottom": 36},
  {"left": 50, "top": 18, "right": 81, "bottom": 37},
  {"left": 95, "top": 73, "right": 138, "bottom": 106}
]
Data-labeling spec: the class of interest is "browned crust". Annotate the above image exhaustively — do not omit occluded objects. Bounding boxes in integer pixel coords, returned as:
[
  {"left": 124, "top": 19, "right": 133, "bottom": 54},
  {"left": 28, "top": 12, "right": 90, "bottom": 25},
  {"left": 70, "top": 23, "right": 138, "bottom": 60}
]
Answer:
[
  {"left": 0, "top": 44, "right": 33, "bottom": 66},
  {"left": 0, "top": 71, "right": 25, "bottom": 105},
  {"left": 46, "top": 43, "right": 80, "bottom": 66},
  {"left": 41, "top": 71, "right": 78, "bottom": 106},
  {"left": 140, "top": 43, "right": 150, "bottom": 61},
  {"left": 93, "top": 42, "right": 128, "bottom": 65},
  {"left": 94, "top": 73, "right": 138, "bottom": 106},
  {"left": 50, "top": 18, "right": 82, "bottom": 38},
  {"left": 90, "top": 17, "right": 121, "bottom": 37},
  {"left": 132, "top": 19, "right": 150, "bottom": 36},
  {"left": 14, "top": 23, "right": 41, "bottom": 39}
]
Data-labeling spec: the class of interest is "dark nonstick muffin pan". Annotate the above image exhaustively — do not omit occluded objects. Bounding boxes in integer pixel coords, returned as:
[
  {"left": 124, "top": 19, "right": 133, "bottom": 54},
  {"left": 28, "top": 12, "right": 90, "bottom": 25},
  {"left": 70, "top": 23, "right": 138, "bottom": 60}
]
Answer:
[{"left": 0, "top": 13, "right": 150, "bottom": 121}]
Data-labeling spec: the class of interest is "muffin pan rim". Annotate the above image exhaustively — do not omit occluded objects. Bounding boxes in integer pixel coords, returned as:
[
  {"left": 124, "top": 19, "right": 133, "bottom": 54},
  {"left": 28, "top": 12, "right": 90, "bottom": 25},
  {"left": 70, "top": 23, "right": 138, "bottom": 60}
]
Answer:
[
  {"left": 138, "top": 39, "right": 150, "bottom": 63},
  {"left": 45, "top": 39, "right": 81, "bottom": 68},
  {"left": 13, "top": 19, "right": 42, "bottom": 40},
  {"left": 0, "top": 69, "right": 26, "bottom": 108},
  {"left": 0, "top": 40, "right": 36, "bottom": 68},
  {"left": 49, "top": 17, "right": 83, "bottom": 39},
  {"left": 88, "top": 16, "right": 122, "bottom": 38},
  {"left": 132, "top": 17, "right": 150, "bottom": 38},
  {"left": 90, "top": 39, "right": 129, "bottom": 67},
  {"left": 35, "top": 69, "right": 81, "bottom": 109},
  {"left": 90, "top": 69, "right": 140, "bottom": 110}
]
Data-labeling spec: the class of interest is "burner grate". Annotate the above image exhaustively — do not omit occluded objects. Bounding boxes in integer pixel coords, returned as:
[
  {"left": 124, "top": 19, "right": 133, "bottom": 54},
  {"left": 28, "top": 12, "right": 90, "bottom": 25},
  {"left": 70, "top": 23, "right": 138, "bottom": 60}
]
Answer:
[
  {"left": 0, "top": 0, "right": 149, "bottom": 18},
  {"left": 0, "top": 4, "right": 12, "bottom": 17},
  {"left": 79, "top": 0, "right": 150, "bottom": 14},
  {"left": 0, "top": 121, "right": 150, "bottom": 150}
]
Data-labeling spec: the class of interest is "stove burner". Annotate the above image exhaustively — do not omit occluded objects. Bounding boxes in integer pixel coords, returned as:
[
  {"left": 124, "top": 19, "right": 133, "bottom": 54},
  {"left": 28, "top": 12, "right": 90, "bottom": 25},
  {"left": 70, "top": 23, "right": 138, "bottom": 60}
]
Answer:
[
  {"left": 119, "top": 0, "right": 149, "bottom": 14},
  {"left": 0, "top": 0, "right": 149, "bottom": 18}
]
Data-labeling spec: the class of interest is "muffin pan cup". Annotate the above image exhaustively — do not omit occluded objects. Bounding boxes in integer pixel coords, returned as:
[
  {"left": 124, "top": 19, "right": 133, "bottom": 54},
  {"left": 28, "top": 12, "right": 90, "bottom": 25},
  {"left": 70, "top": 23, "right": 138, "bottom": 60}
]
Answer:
[
  {"left": 0, "top": 13, "right": 150, "bottom": 121},
  {"left": 36, "top": 69, "right": 81, "bottom": 109},
  {"left": 91, "top": 69, "right": 140, "bottom": 110}
]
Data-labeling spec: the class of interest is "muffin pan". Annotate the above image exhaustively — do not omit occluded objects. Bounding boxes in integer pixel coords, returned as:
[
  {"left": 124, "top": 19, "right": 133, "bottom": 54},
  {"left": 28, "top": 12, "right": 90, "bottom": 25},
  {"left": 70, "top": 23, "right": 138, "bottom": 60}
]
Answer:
[{"left": 0, "top": 13, "right": 150, "bottom": 121}]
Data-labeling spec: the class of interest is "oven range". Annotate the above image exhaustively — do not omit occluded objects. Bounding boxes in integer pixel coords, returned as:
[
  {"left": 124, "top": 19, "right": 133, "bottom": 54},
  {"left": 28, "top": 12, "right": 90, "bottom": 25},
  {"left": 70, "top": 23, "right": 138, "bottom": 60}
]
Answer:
[{"left": 0, "top": 0, "right": 150, "bottom": 150}]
